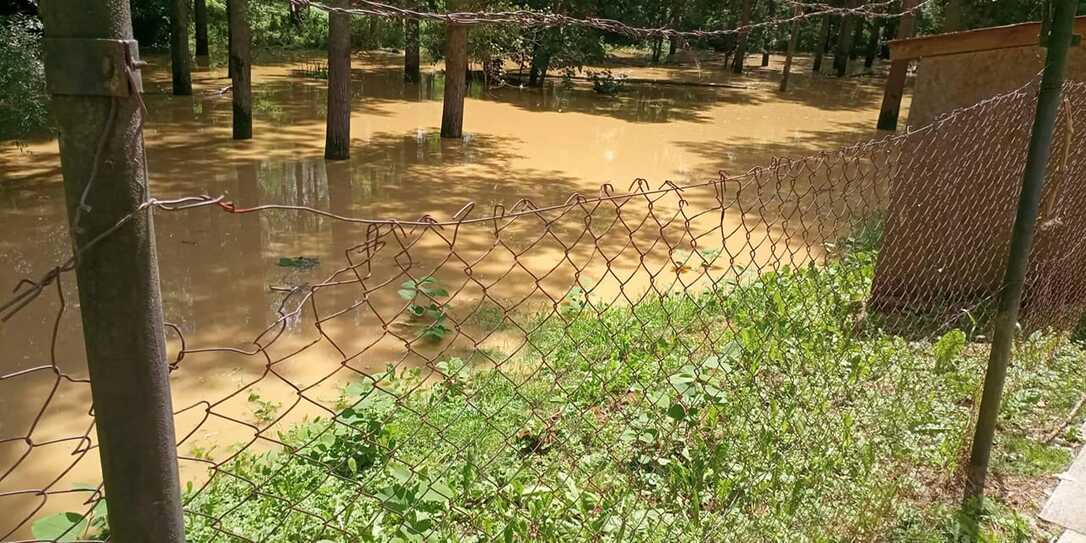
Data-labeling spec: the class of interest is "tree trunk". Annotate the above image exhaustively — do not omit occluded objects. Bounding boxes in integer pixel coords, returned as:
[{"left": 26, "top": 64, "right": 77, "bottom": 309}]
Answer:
[
  {"left": 944, "top": 0, "right": 963, "bottom": 32},
  {"left": 833, "top": 1, "right": 857, "bottom": 77},
  {"left": 441, "top": 24, "right": 468, "bottom": 138},
  {"left": 652, "top": 37, "right": 664, "bottom": 63},
  {"left": 325, "top": 0, "right": 351, "bottom": 159},
  {"left": 849, "top": 13, "right": 864, "bottom": 59},
  {"left": 37, "top": 1, "right": 186, "bottom": 540},
  {"left": 864, "top": 21, "right": 880, "bottom": 68},
  {"left": 813, "top": 14, "right": 830, "bottom": 72},
  {"left": 668, "top": 35, "right": 680, "bottom": 62},
  {"left": 170, "top": 0, "right": 192, "bottom": 95},
  {"left": 761, "top": 0, "right": 775, "bottom": 66},
  {"left": 529, "top": 45, "right": 551, "bottom": 87},
  {"left": 730, "top": 0, "right": 754, "bottom": 74},
  {"left": 195, "top": 0, "right": 209, "bottom": 59},
  {"left": 779, "top": 7, "right": 801, "bottom": 92},
  {"left": 876, "top": 0, "right": 917, "bottom": 130},
  {"left": 229, "top": 0, "right": 252, "bottom": 139},
  {"left": 405, "top": 16, "right": 421, "bottom": 82}
]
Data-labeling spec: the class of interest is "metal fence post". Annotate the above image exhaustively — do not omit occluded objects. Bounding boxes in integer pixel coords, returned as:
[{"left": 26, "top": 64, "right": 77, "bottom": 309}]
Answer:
[
  {"left": 963, "top": 0, "right": 1079, "bottom": 502},
  {"left": 37, "top": 1, "right": 186, "bottom": 541}
]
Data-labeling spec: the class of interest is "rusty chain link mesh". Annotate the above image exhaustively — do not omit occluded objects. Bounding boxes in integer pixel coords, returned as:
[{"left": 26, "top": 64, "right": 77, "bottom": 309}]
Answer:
[{"left": 2, "top": 78, "right": 1085, "bottom": 542}]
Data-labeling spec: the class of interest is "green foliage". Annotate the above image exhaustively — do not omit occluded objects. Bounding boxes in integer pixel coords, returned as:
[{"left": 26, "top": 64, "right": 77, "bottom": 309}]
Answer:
[
  {"left": 175, "top": 242, "right": 1085, "bottom": 541},
  {"left": 31, "top": 484, "right": 108, "bottom": 541},
  {"left": 399, "top": 276, "right": 451, "bottom": 341},
  {"left": 0, "top": 15, "right": 49, "bottom": 140}
]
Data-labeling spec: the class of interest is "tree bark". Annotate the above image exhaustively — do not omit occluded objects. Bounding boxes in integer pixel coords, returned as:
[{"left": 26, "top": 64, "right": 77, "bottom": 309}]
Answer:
[
  {"left": 731, "top": 0, "right": 754, "bottom": 74},
  {"left": 779, "top": 7, "right": 801, "bottom": 92},
  {"left": 441, "top": 24, "right": 468, "bottom": 138},
  {"left": 170, "top": 0, "right": 192, "bottom": 94},
  {"left": 325, "top": 0, "right": 351, "bottom": 159},
  {"left": 195, "top": 0, "right": 209, "bottom": 59},
  {"left": 37, "top": 1, "right": 185, "bottom": 540},
  {"left": 405, "top": 16, "right": 421, "bottom": 82},
  {"left": 864, "top": 20, "right": 880, "bottom": 68},
  {"left": 229, "top": 0, "right": 252, "bottom": 139},
  {"left": 812, "top": 14, "right": 830, "bottom": 72},
  {"left": 761, "top": 0, "right": 775, "bottom": 66},
  {"left": 832, "top": 0, "right": 857, "bottom": 77},
  {"left": 849, "top": 12, "right": 864, "bottom": 59},
  {"left": 876, "top": 0, "right": 917, "bottom": 130}
]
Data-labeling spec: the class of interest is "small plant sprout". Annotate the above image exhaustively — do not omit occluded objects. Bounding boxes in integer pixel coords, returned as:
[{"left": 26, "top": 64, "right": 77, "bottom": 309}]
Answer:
[{"left": 398, "top": 275, "right": 451, "bottom": 341}]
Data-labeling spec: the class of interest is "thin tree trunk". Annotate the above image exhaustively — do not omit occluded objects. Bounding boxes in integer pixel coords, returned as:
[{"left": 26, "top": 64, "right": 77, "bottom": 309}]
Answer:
[
  {"left": 170, "top": 0, "right": 192, "bottom": 95},
  {"left": 779, "top": 7, "right": 801, "bottom": 92},
  {"left": 652, "top": 37, "right": 664, "bottom": 63},
  {"left": 529, "top": 44, "right": 551, "bottom": 87},
  {"left": 876, "top": 0, "right": 917, "bottom": 130},
  {"left": 864, "top": 20, "right": 880, "bottom": 68},
  {"left": 405, "top": 16, "right": 421, "bottom": 82},
  {"left": 761, "top": 0, "right": 775, "bottom": 66},
  {"left": 849, "top": 13, "right": 864, "bottom": 59},
  {"left": 441, "top": 24, "right": 468, "bottom": 138},
  {"left": 325, "top": 0, "right": 351, "bottom": 159},
  {"left": 195, "top": 0, "right": 209, "bottom": 59},
  {"left": 229, "top": 0, "right": 252, "bottom": 139},
  {"left": 812, "top": 14, "right": 830, "bottom": 72},
  {"left": 731, "top": 0, "right": 754, "bottom": 74},
  {"left": 833, "top": 0, "right": 857, "bottom": 77}
]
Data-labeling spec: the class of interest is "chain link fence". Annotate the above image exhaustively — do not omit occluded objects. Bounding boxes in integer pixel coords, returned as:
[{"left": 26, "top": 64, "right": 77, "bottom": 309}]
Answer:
[{"left": 2, "top": 78, "right": 1085, "bottom": 542}]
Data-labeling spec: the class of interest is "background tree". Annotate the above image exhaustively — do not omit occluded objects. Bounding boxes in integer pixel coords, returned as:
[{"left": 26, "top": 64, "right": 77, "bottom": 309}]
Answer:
[
  {"left": 325, "top": 0, "right": 351, "bottom": 158},
  {"left": 170, "top": 0, "right": 193, "bottom": 95},
  {"left": 730, "top": 0, "right": 754, "bottom": 74}
]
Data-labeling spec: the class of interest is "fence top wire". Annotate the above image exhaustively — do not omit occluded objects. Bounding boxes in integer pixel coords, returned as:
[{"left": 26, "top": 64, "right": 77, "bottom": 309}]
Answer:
[{"left": 290, "top": 0, "right": 931, "bottom": 40}]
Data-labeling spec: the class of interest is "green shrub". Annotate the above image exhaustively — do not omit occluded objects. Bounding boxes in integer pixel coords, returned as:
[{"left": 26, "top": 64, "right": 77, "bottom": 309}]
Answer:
[{"left": 0, "top": 15, "right": 49, "bottom": 140}]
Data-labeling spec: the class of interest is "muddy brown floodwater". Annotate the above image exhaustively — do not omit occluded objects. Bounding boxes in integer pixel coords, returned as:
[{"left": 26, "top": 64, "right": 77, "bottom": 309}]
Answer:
[{"left": 0, "top": 50, "right": 908, "bottom": 538}]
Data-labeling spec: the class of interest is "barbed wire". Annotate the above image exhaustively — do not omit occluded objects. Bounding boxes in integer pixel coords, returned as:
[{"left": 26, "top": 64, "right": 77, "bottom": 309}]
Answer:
[{"left": 290, "top": 0, "right": 931, "bottom": 40}]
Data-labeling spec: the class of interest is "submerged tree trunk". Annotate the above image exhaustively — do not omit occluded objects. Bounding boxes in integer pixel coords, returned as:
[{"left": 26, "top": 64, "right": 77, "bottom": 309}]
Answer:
[
  {"left": 441, "top": 24, "right": 468, "bottom": 138},
  {"left": 405, "top": 16, "right": 421, "bottom": 83},
  {"left": 812, "top": 14, "right": 830, "bottom": 73},
  {"left": 779, "top": 7, "right": 801, "bottom": 92},
  {"left": 652, "top": 37, "right": 664, "bottom": 63},
  {"left": 730, "top": 0, "right": 754, "bottom": 74},
  {"left": 195, "top": 0, "right": 209, "bottom": 60},
  {"left": 833, "top": 1, "right": 857, "bottom": 77},
  {"left": 849, "top": 13, "right": 864, "bottom": 59},
  {"left": 325, "top": 0, "right": 351, "bottom": 160},
  {"left": 864, "top": 21, "right": 881, "bottom": 68},
  {"left": 528, "top": 44, "right": 551, "bottom": 87},
  {"left": 170, "top": 0, "right": 192, "bottom": 95},
  {"left": 761, "top": 0, "right": 775, "bottom": 67},
  {"left": 229, "top": 0, "right": 252, "bottom": 139}
]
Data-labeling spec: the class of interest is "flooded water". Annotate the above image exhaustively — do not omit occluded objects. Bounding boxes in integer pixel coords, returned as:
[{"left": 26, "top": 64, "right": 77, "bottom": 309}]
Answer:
[{"left": 0, "top": 50, "right": 906, "bottom": 537}]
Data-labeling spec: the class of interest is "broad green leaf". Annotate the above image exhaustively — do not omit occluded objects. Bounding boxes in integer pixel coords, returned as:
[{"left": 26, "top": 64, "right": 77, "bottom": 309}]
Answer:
[{"left": 32, "top": 512, "right": 87, "bottom": 542}]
